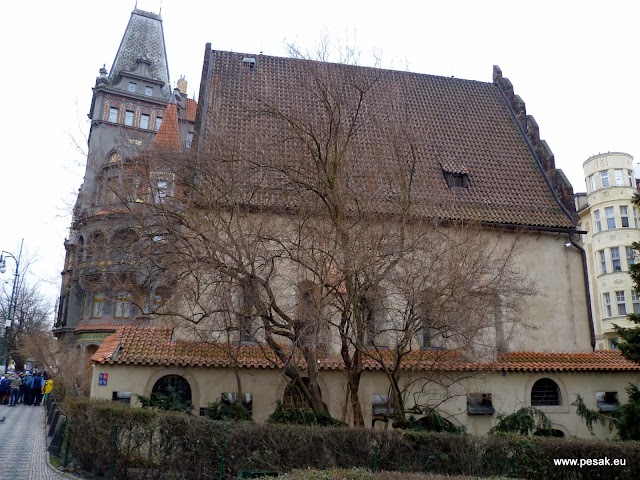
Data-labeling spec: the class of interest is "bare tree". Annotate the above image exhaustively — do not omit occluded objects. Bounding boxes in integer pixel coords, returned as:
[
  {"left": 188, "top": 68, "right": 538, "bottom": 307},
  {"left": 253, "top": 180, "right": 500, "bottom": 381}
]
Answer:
[
  {"left": 0, "top": 254, "right": 53, "bottom": 370},
  {"left": 20, "top": 331, "right": 86, "bottom": 399}
]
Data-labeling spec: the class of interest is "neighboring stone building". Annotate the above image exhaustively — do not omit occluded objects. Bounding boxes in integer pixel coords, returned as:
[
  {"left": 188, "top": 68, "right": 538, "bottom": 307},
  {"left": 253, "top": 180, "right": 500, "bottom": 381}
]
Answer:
[
  {"left": 575, "top": 152, "right": 640, "bottom": 350},
  {"left": 53, "top": 8, "right": 196, "bottom": 365},
  {"left": 87, "top": 47, "right": 640, "bottom": 438}
]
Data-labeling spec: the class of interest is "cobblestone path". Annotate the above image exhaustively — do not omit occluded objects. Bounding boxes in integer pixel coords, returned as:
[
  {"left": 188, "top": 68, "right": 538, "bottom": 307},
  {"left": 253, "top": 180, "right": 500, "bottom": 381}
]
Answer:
[{"left": 0, "top": 403, "right": 72, "bottom": 479}]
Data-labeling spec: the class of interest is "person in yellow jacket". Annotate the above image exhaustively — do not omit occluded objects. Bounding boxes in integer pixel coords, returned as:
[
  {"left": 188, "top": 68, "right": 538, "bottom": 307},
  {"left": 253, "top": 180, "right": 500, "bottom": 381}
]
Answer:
[{"left": 43, "top": 378, "right": 54, "bottom": 403}]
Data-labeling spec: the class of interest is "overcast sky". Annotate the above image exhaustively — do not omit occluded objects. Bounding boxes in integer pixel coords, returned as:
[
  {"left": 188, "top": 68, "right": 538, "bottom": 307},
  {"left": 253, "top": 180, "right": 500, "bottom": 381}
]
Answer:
[{"left": 1, "top": 0, "right": 639, "bottom": 311}]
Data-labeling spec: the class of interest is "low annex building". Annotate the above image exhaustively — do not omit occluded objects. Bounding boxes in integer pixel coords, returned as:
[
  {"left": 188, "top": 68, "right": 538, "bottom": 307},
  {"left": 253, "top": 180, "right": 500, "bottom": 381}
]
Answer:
[{"left": 91, "top": 326, "right": 640, "bottom": 438}]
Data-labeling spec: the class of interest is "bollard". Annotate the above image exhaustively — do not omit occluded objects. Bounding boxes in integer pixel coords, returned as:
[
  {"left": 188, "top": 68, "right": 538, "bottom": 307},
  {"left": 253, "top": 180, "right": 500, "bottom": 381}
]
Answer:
[
  {"left": 48, "top": 415, "right": 67, "bottom": 457},
  {"left": 48, "top": 409, "right": 61, "bottom": 437}
]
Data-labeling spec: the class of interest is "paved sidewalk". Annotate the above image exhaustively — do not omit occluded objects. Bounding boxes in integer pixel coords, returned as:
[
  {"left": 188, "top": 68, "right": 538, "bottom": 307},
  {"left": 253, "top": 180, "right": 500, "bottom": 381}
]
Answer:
[{"left": 0, "top": 403, "right": 73, "bottom": 479}]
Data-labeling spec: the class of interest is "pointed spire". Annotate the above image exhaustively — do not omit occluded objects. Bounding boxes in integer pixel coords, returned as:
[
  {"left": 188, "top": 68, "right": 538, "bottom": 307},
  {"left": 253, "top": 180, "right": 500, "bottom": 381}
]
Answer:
[
  {"left": 152, "top": 95, "right": 181, "bottom": 151},
  {"left": 110, "top": 8, "right": 170, "bottom": 98}
]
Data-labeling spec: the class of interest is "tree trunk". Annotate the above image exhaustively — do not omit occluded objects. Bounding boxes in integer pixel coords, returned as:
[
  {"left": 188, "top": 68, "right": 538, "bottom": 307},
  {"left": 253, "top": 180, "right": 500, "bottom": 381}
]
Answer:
[{"left": 348, "top": 370, "right": 365, "bottom": 427}]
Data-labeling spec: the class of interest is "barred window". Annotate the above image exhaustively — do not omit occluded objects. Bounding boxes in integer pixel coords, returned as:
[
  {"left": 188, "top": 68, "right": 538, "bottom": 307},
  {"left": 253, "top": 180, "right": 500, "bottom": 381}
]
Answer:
[{"left": 531, "top": 378, "right": 560, "bottom": 406}]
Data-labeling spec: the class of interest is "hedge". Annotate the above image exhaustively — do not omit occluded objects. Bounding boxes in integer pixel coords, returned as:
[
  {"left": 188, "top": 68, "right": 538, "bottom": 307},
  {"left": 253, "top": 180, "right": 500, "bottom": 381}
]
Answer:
[{"left": 64, "top": 398, "right": 640, "bottom": 480}]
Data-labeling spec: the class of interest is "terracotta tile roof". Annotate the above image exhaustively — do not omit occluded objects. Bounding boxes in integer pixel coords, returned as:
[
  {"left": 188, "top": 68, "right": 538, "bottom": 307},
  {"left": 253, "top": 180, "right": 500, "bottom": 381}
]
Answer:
[
  {"left": 199, "top": 51, "right": 574, "bottom": 229},
  {"left": 185, "top": 98, "right": 197, "bottom": 122},
  {"left": 75, "top": 319, "right": 151, "bottom": 334},
  {"left": 153, "top": 102, "right": 181, "bottom": 150},
  {"left": 496, "top": 351, "right": 640, "bottom": 372},
  {"left": 92, "top": 329, "right": 125, "bottom": 364},
  {"left": 92, "top": 327, "right": 640, "bottom": 372}
]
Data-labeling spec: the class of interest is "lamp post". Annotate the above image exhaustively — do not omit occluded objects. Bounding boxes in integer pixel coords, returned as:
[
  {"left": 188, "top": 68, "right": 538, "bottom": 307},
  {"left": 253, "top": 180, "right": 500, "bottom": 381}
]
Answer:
[{"left": 0, "top": 239, "right": 23, "bottom": 374}]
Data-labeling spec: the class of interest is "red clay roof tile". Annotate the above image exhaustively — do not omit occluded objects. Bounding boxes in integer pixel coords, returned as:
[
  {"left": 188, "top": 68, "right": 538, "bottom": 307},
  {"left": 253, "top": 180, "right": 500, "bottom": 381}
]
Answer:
[
  {"left": 185, "top": 98, "right": 197, "bottom": 122},
  {"left": 153, "top": 102, "right": 181, "bottom": 150},
  {"left": 92, "top": 327, "right": 640, "bottom": 372}
]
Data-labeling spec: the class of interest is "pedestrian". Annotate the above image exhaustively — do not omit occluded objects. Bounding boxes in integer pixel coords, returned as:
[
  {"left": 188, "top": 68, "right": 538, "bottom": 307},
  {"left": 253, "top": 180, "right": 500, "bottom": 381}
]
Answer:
[
  {"left": 32, "top": 371, "right": 45, "bottom": 406},
  {"left": 8, "top": 373, "right": 21, "bottom": 406},
  {"left": 0, "top": 374, "right": 10, "bottom": 405},
  {"left": 43, "top": 377, "right": 54, "bottom": 403},
  {"left": 18, "top": 372, "right": 25, "bottom": 403},
  {"left": 23, "top": 371, "right": 33, "bottom": 406}
]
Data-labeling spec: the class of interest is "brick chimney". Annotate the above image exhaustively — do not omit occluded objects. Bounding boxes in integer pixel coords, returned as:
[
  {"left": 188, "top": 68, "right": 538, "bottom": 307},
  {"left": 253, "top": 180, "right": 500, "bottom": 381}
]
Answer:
[{"left": 176, "top": 75, "right": 187, "bottom": 95}]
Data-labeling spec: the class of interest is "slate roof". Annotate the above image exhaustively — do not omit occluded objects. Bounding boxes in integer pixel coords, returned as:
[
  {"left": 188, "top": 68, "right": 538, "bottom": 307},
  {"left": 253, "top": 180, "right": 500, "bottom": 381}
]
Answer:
[
  {"left": 92, "top": 327, "right": 640, "bottom": 372},
  {"left": 110, "top": 9, "right": 170, "bottom": 98},
  {"left": 197, "top": 50, "right": 574, "bottom": 229}
]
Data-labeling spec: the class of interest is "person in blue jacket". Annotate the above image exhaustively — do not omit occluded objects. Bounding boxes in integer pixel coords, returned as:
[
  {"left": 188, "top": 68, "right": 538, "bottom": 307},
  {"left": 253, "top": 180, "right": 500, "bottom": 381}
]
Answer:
[
  {"left": 22, "top": 372, "right": 33, "bottom": 406},
  {"left": 0, "top": 374, "right": 10, "bottom": 405},
  {"left": 31, "top": 371, "right": 45, "bottom": 406}
]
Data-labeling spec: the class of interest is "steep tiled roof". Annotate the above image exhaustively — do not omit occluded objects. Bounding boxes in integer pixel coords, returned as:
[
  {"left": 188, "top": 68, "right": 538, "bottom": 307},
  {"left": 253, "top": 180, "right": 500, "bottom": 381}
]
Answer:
[
  {"left": 92, "top": 327, "right": 640, "bottom": 372},
  {"left": 110, "top": 9, "right": 170, "bottom": 98},
  {"left": 185, "top": 98, "right": 197, "bottom": 122},
  {"left": 153, "top": 102, "right": 181, "bottom": 150},
  {"left": 198, "top": 51, "right": 574, "bottom": 229}
]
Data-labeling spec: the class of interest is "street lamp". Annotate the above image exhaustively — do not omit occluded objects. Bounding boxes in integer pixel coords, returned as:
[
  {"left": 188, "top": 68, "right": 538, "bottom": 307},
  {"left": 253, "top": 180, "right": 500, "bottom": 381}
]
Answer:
[{"left": 0, "top": 239, "right": 23, "bottom": 374}]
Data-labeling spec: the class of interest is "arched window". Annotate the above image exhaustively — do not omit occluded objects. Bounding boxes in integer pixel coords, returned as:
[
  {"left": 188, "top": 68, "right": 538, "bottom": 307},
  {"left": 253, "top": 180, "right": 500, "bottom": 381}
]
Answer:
[
  {"left": 152, "top": 375, "right": 192, "bottom": 404},
  {"left": 86, "top": 232, "right": 105, "bottom": 262},
  {"left": 110, "top": 228, "right": 137, "bottom": 261},
  {"left": 531, "top": 378, "right": 561, "bottom": 406}
]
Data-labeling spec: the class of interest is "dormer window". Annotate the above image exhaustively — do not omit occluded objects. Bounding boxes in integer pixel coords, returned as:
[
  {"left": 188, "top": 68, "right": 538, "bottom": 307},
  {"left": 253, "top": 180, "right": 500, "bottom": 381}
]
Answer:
[
  {"left": 445, "top": 172, "right": 469, "bottom": 188},
  {"left": 128, "top": 82, "right": 136, "bottom": 93},
  {"left": 440, "top": 159, "right": 469, "bottom": 189}
]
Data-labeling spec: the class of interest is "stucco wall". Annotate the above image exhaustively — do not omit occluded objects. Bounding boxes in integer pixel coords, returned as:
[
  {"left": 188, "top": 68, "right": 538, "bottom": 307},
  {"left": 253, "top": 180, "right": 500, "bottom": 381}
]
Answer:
[{"left": 91, "top": 363, "right": 634, "bottom": 439}]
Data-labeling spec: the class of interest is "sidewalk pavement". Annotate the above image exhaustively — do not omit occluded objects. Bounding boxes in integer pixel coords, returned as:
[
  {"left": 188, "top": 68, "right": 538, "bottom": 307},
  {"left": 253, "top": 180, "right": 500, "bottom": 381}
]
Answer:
[{"left": 0, "top": 402, "right": 78, "bottom": 479}]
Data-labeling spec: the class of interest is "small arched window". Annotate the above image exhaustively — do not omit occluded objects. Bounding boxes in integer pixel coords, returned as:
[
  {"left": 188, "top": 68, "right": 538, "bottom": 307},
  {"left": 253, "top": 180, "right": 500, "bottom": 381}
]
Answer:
[
  {"left": 531, "top": 378, "right": 561, "bottom": 406},
  {"left": 152, "top": 375, "right": 192, "bottom": 404}
]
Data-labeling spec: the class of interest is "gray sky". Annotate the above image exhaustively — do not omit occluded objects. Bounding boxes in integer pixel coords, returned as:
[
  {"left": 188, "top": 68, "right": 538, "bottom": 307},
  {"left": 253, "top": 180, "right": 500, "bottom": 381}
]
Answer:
[{"left": 1, "top": 0, "right": 639, "bottom": 311}]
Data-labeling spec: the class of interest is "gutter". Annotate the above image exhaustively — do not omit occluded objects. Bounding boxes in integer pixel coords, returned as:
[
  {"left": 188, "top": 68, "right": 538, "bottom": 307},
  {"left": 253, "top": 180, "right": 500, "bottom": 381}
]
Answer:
[{"left": 569, "top": 239, "right": 596, "bottom": 351}]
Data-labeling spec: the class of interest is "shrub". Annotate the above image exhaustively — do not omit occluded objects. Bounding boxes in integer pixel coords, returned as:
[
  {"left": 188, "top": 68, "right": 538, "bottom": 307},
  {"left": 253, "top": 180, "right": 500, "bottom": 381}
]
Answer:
[
  {"left": 137, "top": 386, "right": 193, "bottom": 414},
  {"left": 63, "top": 398, "right": 640, "bottom": 480},
  {"left": 204, "top": 401, "right": 253, "bottom": 422},
  {"left": 489, "top": 406, "right": 553, "bottom": 436},
  {"left": 267, "top": 402, "right": 347, "bottom": 427},
  {"left": 395, "top": 411, "right": 464, "bottom": 434}
]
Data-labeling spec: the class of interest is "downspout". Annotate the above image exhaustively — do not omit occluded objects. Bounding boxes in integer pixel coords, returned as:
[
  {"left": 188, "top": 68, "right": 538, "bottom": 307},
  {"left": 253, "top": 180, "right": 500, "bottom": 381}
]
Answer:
[{"left": 569, "top": 238, "right": 596, "bottom": 351}]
